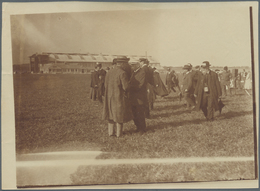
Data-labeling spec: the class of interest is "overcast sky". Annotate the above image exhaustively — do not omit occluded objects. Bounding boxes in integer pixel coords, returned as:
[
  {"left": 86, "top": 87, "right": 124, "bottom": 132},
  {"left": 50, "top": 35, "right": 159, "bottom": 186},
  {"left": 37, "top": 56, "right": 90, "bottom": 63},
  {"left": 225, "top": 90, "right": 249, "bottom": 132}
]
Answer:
[{"left": 10, "top": 3, "right": 257, "bottom": 67}]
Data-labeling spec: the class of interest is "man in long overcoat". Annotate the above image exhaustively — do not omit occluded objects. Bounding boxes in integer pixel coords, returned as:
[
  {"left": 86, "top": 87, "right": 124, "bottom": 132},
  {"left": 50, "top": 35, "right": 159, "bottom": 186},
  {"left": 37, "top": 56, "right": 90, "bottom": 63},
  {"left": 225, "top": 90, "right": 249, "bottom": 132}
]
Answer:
[
  {"left": 90, "top": 66, "right": 101, "bottom": 102},
  {"left": 182, "top": 64, "right": 196, "bottom": 109},
  {"left": 128, "top": 60, "right": 150, "bottom": 132},
  {"left": 194, "top": 61, "right": 222, "bottom": 121},
  {"left": 97, "top": 63, "right": 107, "bottom": 97},
  {"left": 102, "top": 57, "right": 133, "bottom": 137},
  {"left": 138, "top": 58, "right": 154, "bottom": 118}
]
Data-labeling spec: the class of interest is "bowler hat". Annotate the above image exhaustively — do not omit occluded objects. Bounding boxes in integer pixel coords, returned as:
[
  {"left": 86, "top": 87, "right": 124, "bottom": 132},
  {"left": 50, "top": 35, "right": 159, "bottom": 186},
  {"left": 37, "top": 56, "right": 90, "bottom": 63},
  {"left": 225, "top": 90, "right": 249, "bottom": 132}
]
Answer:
[
  {"left": 201, "top": 61, "right": 211, "bottom": 68},
  {"left": 183, "top": 64, "right": 191, "bottom": 70},
  {"left": 224, "top": 66, "right": 228, "bottom": 70},
  {"left": 195, "top": 65, "right": 200, "bottom": 69}
]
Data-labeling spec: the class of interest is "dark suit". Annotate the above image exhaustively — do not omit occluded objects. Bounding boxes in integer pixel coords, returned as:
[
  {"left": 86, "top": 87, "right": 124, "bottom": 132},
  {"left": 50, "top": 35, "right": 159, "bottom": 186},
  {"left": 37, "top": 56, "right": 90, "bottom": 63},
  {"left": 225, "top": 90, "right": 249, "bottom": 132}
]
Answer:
[
  {"left": 98, "top": 69, "right": 106, "bottom": 97},
  {"left": 129, "top": 66, "right": 148, "bottom": 131},
  {"left": 194, "top": 70, "right": 222, "bottom": 120},
  {"left": 182, "top": 71, "right": 195, "bottom": 107},
  {"left": 90, "top": 70, "right": 101, "bottom": 101}
]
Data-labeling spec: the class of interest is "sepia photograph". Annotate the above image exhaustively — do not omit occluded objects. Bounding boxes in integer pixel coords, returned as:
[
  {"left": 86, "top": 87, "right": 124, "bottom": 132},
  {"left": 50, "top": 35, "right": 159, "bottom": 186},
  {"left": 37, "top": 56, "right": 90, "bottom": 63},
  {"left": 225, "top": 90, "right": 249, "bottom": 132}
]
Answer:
[{"left": 2, "top": 1, "right": 259, "bottom": 189}]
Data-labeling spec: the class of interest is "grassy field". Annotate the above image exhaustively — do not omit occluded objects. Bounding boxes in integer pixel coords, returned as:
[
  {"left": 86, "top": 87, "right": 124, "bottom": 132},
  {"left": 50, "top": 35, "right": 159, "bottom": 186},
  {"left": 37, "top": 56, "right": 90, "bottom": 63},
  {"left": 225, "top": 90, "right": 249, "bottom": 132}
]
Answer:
[{"left": 14, "top": 74, "right": 254, "bottom": 159}]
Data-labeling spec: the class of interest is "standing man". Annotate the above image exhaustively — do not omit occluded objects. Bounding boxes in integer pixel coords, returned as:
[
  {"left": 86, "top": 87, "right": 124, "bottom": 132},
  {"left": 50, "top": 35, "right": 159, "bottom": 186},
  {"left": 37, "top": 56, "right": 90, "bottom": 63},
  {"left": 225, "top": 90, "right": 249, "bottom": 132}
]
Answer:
[
  {"left": 90, "top": 66, "right": 100, "bottom": 102},
  {"left": 182, "top": 64, "right": 196, "bottom": 109},
  {"left": 194, "top": 61, "right": 222, "bottom": 121},
  {"left": 220, "top": 66, "right": 232, "bottom": 96},
  {"left": 128, "top": 59, "right": 151, "bottom": 133},
  {"left": 102, "top": 56, "right": 133, "bottom": 138},
  {"left": 97, "top": 63, "right": 107, "bottom": 98},
  {"left": 139, "top": 58, "right": 154, "bottom": 118}
]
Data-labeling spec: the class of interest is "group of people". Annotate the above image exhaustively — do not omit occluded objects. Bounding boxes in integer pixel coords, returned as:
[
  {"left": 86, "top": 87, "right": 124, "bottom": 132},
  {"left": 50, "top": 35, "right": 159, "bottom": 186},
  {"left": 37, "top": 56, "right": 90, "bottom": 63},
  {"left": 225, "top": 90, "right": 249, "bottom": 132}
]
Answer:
[
  {"left": 216, "top": 67, "right": 252, "bottom": 96},
  {"left": 90, "top": 58, "right": 251, "bottom": 137},
  {"left": 168, "top": 62, "right": 222, "bottom": 121}
]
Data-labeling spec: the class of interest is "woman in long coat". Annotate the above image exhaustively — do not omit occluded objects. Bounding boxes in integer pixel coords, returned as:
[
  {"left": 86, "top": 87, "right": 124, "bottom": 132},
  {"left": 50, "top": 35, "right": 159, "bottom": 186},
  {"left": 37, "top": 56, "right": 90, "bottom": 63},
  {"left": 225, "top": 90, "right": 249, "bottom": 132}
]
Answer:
[
  {"left": 102, "top": 58, "right": 133, "bottom": 137},
  {"left": 194, "top": 62, "right": 222, "bottom": 121}
]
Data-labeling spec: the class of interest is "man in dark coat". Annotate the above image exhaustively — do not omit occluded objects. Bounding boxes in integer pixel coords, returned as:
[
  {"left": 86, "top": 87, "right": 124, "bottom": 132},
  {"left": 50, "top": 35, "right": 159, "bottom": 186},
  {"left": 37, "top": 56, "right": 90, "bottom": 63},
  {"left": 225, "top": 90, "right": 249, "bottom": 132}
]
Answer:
[
  {"left": 182, "top": 64, "right": 196, "bottom": 109},
  {"left": 139, "top": 58, "right": 154, "bottom": 118},
  {"left": 102, "top": 57, "right": 133, "bottom": 137},
  {"left": 97, "top": 63, "right": 107, "bottom": 97},
  {"left": 194, "top": 61, "right": 222, "bottom": 121},
  {"left": 90, "top": 66, "right": 101, "bottom": 102},
  {"left": 129, "top": 59, "right": 150, "bottom": 132}
]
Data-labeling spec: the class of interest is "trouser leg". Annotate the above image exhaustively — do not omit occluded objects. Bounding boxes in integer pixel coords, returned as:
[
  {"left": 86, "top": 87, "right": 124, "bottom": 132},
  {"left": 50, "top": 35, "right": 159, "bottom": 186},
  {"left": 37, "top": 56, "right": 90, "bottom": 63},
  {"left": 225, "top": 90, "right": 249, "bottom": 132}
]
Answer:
[
  {"left": 150, "top": 102, "right": 154, "bottom": 110},
  {"left": 108, "top": 120, "right": 115, "bottom": 136},
  {"left": 184, "top": 93, "right": 195, "bottom": 107},
  {"left": 207, "top": 96, "right": 214, "bottom": 120},
  {"left": 222, "top": 85, "right": 227, "bottom": 96},
  {"left": 116, "top": 123, "right": 123, "bottom": 137},
  {"left": 201, "top": 93, "right": 208, "bottom": 118},
  {"left": 132, "top": 105, "right": 146, "bottom": 131},
  {"left": 144, "top": 102, "right": 150, "bottom": 118}
]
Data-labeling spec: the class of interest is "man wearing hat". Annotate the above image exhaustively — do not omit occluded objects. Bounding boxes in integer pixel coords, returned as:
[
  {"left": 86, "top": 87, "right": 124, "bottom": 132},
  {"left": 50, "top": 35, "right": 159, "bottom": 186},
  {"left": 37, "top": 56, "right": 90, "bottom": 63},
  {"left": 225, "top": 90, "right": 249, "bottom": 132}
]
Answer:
[
  {"left": 194, "top": 61, "right": 222, "bottom": 121},
  {"left": 97, "top": 63, "right": 107, "bottom": 99},
  {"left": 182, "top": 64, "right": 196, "bottom": 109},
  {"left": 102, "top": 56, "right": 133, "bottom": 138},
  {"left": 138, "top": 58, "right": 154, "bottom": 118},
  {"left": 128, "top": 58, "right": 152, "bottom": 132},
  {"left": 219, "top": 66, "right": 232, "bottom": 96},
  {"left": 90, "top": 66, "right": 101, "bottom": 102}
]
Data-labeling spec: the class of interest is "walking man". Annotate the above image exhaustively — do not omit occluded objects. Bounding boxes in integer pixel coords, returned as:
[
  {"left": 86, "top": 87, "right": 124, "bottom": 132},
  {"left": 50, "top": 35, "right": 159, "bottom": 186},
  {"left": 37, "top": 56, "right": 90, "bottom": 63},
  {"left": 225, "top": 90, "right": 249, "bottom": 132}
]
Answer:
[
  {"left": 220, "top": 66, "right": 232, "bottom": 96},
  {"left": 182, "top": 64, "right": 196, "bottom": 109},
  {"left": 194, "top": 61, "right": 222, "bottom": 121},
  {"left": 102, "top": 56, "right": 133, "bottom": 138}
]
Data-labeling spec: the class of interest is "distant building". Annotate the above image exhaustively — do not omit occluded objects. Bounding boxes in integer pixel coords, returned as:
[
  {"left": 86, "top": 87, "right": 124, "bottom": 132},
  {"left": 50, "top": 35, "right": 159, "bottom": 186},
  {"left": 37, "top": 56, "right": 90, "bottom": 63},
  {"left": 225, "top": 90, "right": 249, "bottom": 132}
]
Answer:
[{"left": 28, "top": 52, "right": 161, "bottom": 74}]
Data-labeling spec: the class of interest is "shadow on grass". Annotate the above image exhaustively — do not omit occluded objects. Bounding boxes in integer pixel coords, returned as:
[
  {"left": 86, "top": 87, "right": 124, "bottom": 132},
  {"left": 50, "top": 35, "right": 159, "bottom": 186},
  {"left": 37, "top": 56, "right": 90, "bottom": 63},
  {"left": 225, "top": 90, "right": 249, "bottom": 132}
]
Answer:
[
  {"left": 151, "top": 108, "right": 193, "bottom": 119},
  {"left": 153, "top": 104, "right": 184, "bottom": 112},
  {"left": 147, "top": 110, "right": 253, "bottom": 134},
  {"left": 216, "top": 110, "right": 253, "bottom": 120}
]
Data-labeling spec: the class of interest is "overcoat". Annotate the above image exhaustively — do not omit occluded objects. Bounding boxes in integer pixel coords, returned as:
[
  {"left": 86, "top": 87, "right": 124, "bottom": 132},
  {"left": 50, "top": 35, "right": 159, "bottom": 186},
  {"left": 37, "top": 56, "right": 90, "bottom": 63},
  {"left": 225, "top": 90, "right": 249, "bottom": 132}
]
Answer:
[
  {"left": 102, "top": 66, "right": 133, "bottom": 123},
  {"left": 182, "top": 71, "right": 194, "bottom": 94},
  {"left": 153, "top": 70, "right": 169, "bottom": 96},
  {"left": 98, "top": 69, "right": 106, "bottom": 96},
  {"left": 90, "top": 70, "right": 100, "bottom": 100},
  {"left": 147, "top": 83, "right": 156, "bottom": 103},
  {"left": 220, "top": 71, "right": 232, "bottom": 86},
  {"left": 194, "top": 70, "right": 222, "bottom": 111},
  {"left": 128, "top": 66, "right": 148, "bottom": 106},
  {"left": 90, "top": 70, "right": 99, "bottom": 88}
]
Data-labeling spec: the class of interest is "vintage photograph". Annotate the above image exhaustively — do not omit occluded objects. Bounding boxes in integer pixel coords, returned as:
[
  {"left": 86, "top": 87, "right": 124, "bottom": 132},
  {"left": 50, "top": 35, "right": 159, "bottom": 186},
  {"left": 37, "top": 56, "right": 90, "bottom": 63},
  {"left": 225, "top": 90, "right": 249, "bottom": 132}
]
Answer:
[{"left": 6, "top": 1, "right": 258, "bottom": 188}]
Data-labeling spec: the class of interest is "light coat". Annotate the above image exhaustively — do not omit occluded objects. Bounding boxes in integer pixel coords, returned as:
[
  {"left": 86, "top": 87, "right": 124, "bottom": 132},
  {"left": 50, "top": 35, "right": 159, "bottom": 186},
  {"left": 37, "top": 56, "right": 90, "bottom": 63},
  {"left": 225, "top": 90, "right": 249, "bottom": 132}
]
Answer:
[{"left": 102, "top": 66, "right": 133, "bottom": 123}]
